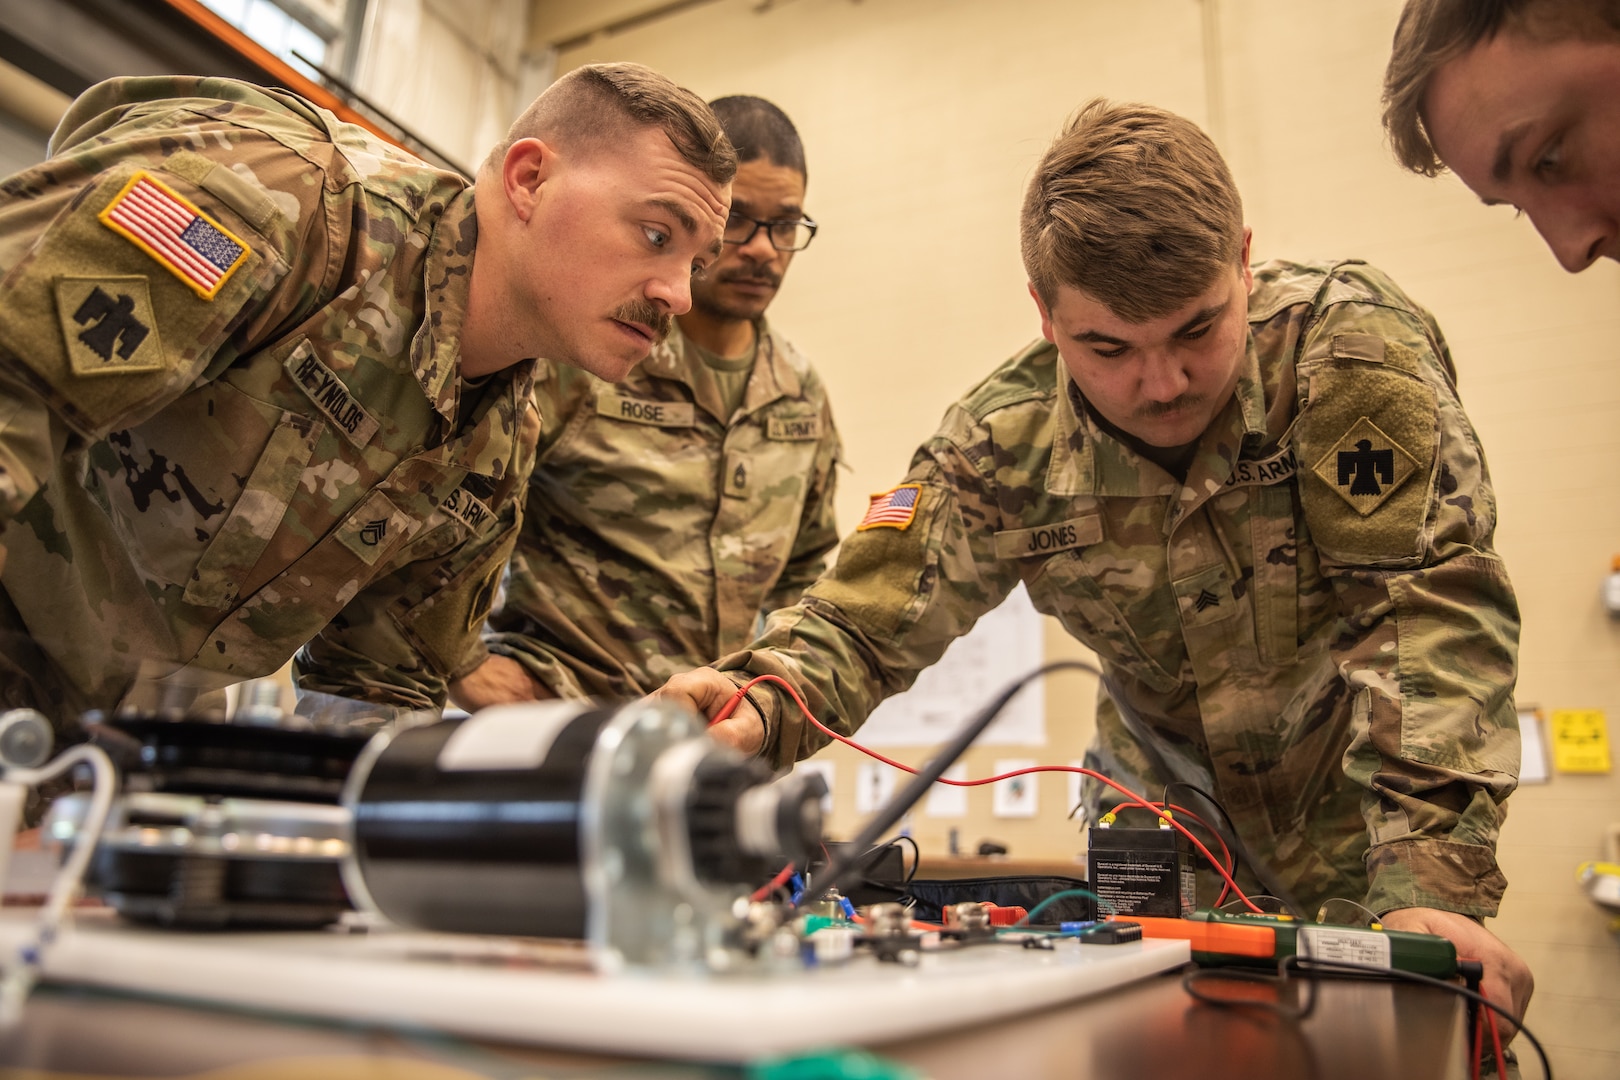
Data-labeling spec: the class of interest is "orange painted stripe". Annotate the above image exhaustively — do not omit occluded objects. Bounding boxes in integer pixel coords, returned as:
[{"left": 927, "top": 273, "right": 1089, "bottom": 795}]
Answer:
[{"left": 157, "top": 0, "right": 411, "bottom": 156}]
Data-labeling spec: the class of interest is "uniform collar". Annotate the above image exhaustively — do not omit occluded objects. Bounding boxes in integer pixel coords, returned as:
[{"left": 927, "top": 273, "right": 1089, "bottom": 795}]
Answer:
[
  {"left": 409, "top": 187, "right": 478, "bottom": 423},
  {"left": 409, "top": 188, "right": 534, "bottom": 479},
  {"left": 642, "top": 317, "right": 802, "bottom": 404},
  {"left": 1047, "top": 332, "right": 1269, "bottom": 512}
]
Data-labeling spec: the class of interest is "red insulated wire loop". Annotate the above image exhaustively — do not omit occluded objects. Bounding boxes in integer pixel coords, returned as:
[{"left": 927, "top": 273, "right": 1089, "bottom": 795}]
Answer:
[{"left": 714, "top": 673, "right": 1262, "bottom": 913}]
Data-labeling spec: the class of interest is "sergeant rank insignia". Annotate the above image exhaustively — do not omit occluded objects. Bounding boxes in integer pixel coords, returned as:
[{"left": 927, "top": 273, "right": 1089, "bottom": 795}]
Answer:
[
  {"left": 99, "top": 171, "right": 248, "bottom": 300},
  {"left": 55, "top": 276, "right": 164, "bottom": 376},
  {"left": 1311, "top": 416, "right": 1418, "bottom": 516}
]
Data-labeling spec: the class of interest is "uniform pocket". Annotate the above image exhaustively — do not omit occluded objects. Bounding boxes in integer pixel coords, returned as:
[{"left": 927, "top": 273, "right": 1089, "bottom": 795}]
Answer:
[
  {"left": 396, "top": 514, "right": 522, "bottom": 678},
  {"left": 1030, "top": 549, "right": 1181, "bottom": 693},
  {"left": 183, "top": 407, "right": 323, "bottom": 607}
]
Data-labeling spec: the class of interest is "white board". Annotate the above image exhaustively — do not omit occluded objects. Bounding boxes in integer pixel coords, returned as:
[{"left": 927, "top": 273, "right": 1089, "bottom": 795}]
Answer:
[
  {"left": 0, "top": 910, "right": 1188, "bottom": 1062},
  {"left": 859, "top": 583, "right": 1046, "bottom": 747}
]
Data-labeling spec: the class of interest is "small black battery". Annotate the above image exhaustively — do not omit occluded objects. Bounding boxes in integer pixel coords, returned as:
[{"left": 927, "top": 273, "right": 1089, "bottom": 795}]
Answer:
[{"left": 1088, "top": 825, "right": 1196, "bottom": 918}]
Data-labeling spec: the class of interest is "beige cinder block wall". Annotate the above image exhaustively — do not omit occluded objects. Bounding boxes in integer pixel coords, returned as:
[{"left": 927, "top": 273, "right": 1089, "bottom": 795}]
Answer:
[{"left": 545, "top": 2, "right": 1620, "bottom": 1074}]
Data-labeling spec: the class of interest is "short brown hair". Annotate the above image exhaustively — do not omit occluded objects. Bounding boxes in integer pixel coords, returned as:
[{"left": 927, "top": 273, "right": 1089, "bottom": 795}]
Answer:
[
  {"left": 1020, "top": 99, "right": 1244, "bottom": 323},
  {"left": 485, "top": 62, "right": 736, "bottom": 186},
  {"left": 1383, "top": 0, "right": 1620, "bottom": 176}
]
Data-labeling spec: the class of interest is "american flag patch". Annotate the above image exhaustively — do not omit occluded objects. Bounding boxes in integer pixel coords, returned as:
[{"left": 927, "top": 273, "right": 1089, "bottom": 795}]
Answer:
[
  {"left": 98, "top": 171, "right": 249, "bottom": 300},
  {"left": 857, "top": 483, "right": 921, "bottom": 531}
]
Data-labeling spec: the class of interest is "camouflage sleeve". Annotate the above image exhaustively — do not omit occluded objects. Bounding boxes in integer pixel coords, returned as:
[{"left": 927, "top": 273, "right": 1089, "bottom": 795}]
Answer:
[
  {"left": 1293, "top": 269, "right": 1520, "bottom": 918},
  {"left": 0, "top": 80, "right": 326, "bottom": 527},
  {"left": 761, "top": 394, "right": 842, "bottom": 613},
  {"left": 718, "top": 403, "right": 1024, "bottom": 769}
]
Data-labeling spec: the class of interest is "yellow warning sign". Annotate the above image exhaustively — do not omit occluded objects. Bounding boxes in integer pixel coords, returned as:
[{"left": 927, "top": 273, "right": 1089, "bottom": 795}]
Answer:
[{"left": 1550, "top": 709, "right": 1612, "bottom": 774}]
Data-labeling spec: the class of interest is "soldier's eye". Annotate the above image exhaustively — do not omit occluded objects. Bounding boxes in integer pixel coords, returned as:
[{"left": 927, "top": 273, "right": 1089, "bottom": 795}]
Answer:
[
  {"left": 1181, "top": 324, "right": 1212, "bottom": 341},
  {"left": 1533, "top": 138, "right": 1564, "bottom": 180},
  {"left": 643, "top": 226, "right": 670, "bottom": 248}
]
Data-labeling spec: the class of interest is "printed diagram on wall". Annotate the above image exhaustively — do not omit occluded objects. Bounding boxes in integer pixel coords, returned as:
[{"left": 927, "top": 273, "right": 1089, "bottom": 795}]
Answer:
[
  {"left": 925, "top": 764, "right": 968, "bottom": 818},
  {"left": 793, "top": 760, "right": 836, "bottom": 813},
  {"left": 855, "top": 761, "right": 897, "bottom": 813},
  {"left": 859, "top": 583, "right": 1046, "bottom": 747},
  {"left": 991, "top": 759, "right": 1038, "bottom": 818}
]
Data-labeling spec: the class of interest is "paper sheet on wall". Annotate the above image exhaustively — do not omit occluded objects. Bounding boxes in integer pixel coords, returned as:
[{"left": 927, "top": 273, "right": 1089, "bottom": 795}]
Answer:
[
  {"left": 856, "top": 583, "right": 1046, "bottom": 747},
  {"left": 1516, "top": 709, "right": 1548, "bottom": 784}
]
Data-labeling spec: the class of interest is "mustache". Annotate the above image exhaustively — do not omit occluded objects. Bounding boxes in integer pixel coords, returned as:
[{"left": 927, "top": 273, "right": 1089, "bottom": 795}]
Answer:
[
  {"left": 611, "top": 300, "right": 673, "bottom": 344},
  {"left": 718, "top": 267, "right": 781, "bottom": 288},
  {"left": 1135, "top": 394, "right": 1203, "bottom": 419}
]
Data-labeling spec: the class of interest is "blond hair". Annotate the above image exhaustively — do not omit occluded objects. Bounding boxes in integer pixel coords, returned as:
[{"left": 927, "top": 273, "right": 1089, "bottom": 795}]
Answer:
[
  {"left": 484, "top": 62, "right": 736, "bottom": 185},
  {"left": 1383, "top": 0, "right": 1620, "bottom": 176},
  {"left": 1020, "top": 100, "right": 1243, "bottom": 322}
]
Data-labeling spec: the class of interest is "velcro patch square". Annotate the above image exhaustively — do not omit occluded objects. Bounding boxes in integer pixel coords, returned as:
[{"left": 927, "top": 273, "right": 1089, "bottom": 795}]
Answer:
[
  {"left": 1311, "top": 416, "right": 1418, "bottom": 516},
  {"left": 54, "top": 276, "right": 164, "bottom": 376},
  {"left": 98, "top": 171, "right": 248, "bottom": 300},
  {"left": 858, "top": 483, "right": 920, "bottom": 531}
]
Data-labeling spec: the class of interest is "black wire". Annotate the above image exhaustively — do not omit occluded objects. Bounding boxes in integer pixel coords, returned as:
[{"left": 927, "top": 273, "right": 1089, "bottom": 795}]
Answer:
[
  {"left": 799, "top": 659, "right": 1102, "bottom": 907},
  {"left": 1184, "top": 955, "right": 1550, "bottom": 1080},
  {"left": 883, "top": 834, "right": 921, "bottom": 884},
  {"left": 1182, "top": 963, "right": 1318, "bottom": 1021},
  {"left": 1281, "top": 956, "right": 1549, "bottom": 1080},
  {"left": 1163, "top": 780, "right": 1305, "bottom": 919}
]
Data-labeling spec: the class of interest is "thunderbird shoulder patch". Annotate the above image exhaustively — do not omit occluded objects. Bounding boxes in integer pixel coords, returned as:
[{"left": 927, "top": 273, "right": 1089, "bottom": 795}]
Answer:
[
  {"left": 98, "top": 171, "right": 249, "bottom": 300},
  {"left": 858, "top": 483, "right": 920, "bottom": 531},
  {"left": 54, "top": 276, "right": 164, "bottom": 376},
  {"left": 1311, "top": 416, "right": 1418, "bottom": 516}
]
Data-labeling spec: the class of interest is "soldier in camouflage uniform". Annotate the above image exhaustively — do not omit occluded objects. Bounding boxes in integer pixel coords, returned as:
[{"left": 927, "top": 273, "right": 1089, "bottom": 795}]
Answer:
[
  {"left": 455, "top": 97, "right": 839, "bottom": 704},
  {"left": 0, "top": 64, "right": 732, "bottom": 734},
  {"left": 660, "top": 99, "right": 1533, "bottom": 1027}
]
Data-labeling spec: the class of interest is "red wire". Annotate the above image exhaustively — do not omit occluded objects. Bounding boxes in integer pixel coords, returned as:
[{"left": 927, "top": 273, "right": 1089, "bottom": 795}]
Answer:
[
  {"left": 1107, "top": 800, "right": 1237, "bottom": 905},
  {"left": 717, "top": 674, "right": 1263, "bottom": 914},
  {"left": 1481, "top": 986, "right": 1506, "bottom": 1079},
  {"left": 1471, "top": 998, "right": 1484, "bottom": 1080},
  {"left": 751, "top": 862, "right": 795, "bottom": 902}
]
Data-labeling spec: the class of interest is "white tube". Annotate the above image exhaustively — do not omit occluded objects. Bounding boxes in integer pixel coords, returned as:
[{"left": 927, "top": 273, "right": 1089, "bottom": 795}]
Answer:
[{"left": 0, "top": 744, "right": 118, "bottom": 1025}]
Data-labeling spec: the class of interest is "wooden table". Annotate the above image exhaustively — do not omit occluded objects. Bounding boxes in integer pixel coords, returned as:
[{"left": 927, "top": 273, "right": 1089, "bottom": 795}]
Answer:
[{"left": 0, "top": 961, "right": 1468, "bottom": 1079}]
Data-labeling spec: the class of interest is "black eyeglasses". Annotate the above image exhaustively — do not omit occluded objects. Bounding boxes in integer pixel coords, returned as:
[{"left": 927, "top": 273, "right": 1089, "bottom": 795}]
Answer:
[{"left": 723, "top": 211, "right": 818, "bottom": 252}]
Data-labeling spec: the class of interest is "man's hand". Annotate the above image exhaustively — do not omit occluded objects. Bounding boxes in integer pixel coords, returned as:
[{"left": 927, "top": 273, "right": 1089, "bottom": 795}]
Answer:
[
  {"left": 448, "top": 655, "right": 553, "bottom": 712},
  {"left": 1379, "top": 907, "right": 1534, "bottom": 1040},
  {"left": 653, "top": 669, "right": 764, "bottom": 756}
]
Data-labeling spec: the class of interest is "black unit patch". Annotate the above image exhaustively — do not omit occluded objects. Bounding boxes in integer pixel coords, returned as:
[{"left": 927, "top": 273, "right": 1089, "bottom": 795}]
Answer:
[
  {"left": 1311, "top": 416, "right": 1418, "bottom": 516},
  {"left": 55, "top": 276, "right": 164, "bottom": 376}
]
